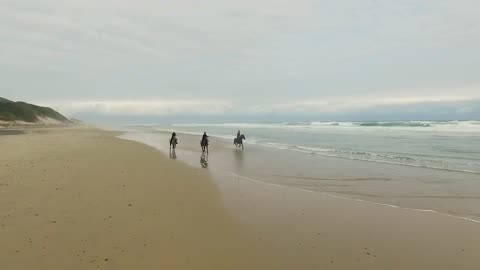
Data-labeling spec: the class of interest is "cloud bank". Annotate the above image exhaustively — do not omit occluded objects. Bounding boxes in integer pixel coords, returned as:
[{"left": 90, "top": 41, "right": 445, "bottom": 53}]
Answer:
[
  {"left": 40, "top": 95, "right": 480, "bottom": 122},
  {"left": 46, "top": 99, "right": 232, "bottom": 116}
]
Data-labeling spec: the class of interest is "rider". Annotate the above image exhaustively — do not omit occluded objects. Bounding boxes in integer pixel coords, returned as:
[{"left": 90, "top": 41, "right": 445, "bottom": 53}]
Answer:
[
  {"left": 237, "top": 130, "right": 241, "bottom": 140},
  {"left": 202, "top": 132, "right": 208, "bottom": 145},
  {"left": 170, "top": 132, "right": 177, "bottom": 146}
]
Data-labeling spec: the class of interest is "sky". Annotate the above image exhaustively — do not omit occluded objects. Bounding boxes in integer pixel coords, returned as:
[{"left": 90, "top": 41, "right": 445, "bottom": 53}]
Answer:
[{"left": 1, "top": 0, "right": 479, "bottom": 122}]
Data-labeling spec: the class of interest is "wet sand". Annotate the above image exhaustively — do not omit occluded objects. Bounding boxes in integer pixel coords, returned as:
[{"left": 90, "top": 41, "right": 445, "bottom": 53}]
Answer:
[{"left": 2, "top": 127, "right": 480, "bottom": 269}]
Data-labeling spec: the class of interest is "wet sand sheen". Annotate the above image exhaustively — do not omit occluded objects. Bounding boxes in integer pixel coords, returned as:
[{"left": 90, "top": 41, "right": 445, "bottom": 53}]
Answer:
[{"left": 2, "top": 127, "right": 480, "bottom": 269}]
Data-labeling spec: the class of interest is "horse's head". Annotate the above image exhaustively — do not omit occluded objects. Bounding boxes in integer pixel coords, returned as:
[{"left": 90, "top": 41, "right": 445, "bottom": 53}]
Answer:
[{"left": 241, "top": 134, "right": 245, "bottom": 140}]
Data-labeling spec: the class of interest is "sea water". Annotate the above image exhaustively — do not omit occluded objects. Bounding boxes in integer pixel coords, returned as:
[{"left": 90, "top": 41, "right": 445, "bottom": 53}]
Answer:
[{"left": 130, "top": 120, "right": 480, "bottom": 174}]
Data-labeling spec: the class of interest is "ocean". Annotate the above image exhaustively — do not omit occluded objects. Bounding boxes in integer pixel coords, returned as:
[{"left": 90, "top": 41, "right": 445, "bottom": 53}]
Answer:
[{"left": 130, "top": 120, "right": 480, "bottom": 174}]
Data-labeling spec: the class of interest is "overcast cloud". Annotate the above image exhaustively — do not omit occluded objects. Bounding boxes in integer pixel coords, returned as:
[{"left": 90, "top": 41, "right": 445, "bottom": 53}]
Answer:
[{"left": 1, "top": 0, "right": 479, "bottom": 121}]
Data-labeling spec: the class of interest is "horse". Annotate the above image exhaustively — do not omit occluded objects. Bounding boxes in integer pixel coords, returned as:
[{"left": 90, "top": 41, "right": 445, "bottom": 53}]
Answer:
[
  {"left": 170, "top": 137, "right": 178, "bottom": 150},
  {"left": 201, "top": 138, "right": 209, "bottom": 153},
  {"left": 233, "top": 134, "right": 246, "bottom": 149}
]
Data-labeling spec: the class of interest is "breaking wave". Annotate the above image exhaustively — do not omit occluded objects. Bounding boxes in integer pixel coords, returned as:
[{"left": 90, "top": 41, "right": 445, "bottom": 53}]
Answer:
[{"left": 174, "top": 120, "right": 480, "bottom": 132}]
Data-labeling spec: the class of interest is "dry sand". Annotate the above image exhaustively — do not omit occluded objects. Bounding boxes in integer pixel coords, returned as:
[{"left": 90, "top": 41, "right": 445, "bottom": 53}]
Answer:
[{"left": 1, "top": 127, "right": 480, "bottom": 269}]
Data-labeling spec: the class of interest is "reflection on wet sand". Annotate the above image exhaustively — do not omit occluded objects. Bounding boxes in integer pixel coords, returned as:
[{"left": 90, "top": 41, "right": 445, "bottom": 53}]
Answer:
[
  {"left": 169, "top": 149, "right": 177, "bottom": 159},
  {"left": 200, "top": 152, "right": 208, "bottom": 168},
  {"left": 233, "top": 148, "right": 244, "bottom": 168}
]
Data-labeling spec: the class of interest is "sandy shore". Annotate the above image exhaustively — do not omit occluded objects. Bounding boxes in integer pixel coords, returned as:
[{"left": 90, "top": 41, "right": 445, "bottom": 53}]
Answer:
[
  {"left": 0, "top": 127, "right": 274, "bottom": 269},
  {"left": 2, "top": 127, "right": 480, "bottom": 269}
]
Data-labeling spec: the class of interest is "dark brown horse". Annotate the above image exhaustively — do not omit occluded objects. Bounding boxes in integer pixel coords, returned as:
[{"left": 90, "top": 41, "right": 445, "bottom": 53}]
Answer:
[
  {"left": 170, "top": 137, "right": 178, "bottom": 150},
  {"left": 233, "top": 134, "right": 246, "bottom": 149},
  {"left": 201, "top": 137, "right": 209, "bottom": 153}
]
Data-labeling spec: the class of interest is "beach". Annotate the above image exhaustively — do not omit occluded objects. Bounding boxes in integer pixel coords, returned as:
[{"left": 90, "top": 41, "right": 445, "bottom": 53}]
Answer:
[{"left": 2, "top": 127, "right": 480, "bottom": 269}]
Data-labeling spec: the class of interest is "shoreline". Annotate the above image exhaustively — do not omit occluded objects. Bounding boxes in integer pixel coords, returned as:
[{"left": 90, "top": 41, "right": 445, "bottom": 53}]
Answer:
[
  {"left": 120, "top": 129, "right": 480, "bottom": 224},
  {"left": 119, "top": 128, "right": 480, "bottom": 222},
  {"left": 2, "top": 126, "right": 480, "bottom": 269}
]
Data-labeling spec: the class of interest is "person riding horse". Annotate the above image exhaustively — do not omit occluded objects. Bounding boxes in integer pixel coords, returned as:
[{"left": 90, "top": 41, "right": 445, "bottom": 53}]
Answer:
[
  {"left": 234, "top": 131, "right": 246, "bottom": 149},
  {"left": 201, "top": 132, "right": 209, "bottom": 153},
  {"left": 170, "top": 132, "right": 178, "bottom": 150}
]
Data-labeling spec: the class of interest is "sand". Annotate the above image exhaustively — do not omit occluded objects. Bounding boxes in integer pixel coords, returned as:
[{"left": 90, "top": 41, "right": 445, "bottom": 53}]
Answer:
[
  {"left": 1, "top": 127, "right": 480, "bottom": 269},
  {"left": 0, "top": 127, "right": 273, "bottom": 269}
]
